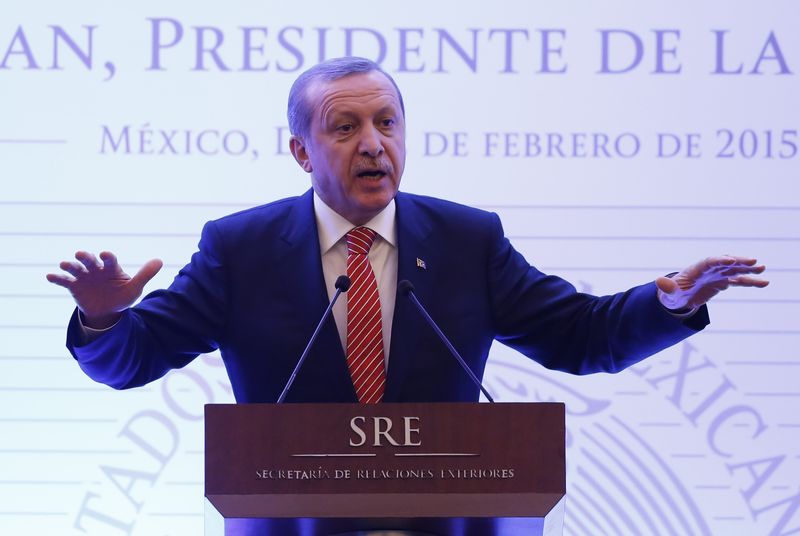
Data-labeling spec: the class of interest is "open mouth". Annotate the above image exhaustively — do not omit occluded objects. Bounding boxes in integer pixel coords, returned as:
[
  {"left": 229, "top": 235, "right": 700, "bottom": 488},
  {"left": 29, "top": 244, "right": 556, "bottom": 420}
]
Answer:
[{"left": 357, "top": 170, "right": 387, "bottom": 179}]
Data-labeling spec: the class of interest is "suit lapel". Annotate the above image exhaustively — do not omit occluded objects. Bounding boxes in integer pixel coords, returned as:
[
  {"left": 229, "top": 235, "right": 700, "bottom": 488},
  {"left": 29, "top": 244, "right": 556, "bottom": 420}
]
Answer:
[
  {"left": 384, "top": 192, "right": 434, "bottom": 401},
  {"left": 280, "top": 190, "right": 357, "bottom": 402}
]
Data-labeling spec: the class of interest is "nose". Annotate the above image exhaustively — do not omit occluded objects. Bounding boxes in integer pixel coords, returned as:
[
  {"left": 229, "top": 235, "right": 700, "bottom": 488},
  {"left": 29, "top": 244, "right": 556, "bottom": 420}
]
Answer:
[{"left": 357, "top": 125, "right": 384, "bottom": 158}]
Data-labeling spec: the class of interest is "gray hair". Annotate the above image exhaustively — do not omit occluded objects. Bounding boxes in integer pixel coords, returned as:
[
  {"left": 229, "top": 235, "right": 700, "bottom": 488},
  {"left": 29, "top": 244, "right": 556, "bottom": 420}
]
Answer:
[{"left": 287, "top": 57, "right": 405, "bottom": 139}]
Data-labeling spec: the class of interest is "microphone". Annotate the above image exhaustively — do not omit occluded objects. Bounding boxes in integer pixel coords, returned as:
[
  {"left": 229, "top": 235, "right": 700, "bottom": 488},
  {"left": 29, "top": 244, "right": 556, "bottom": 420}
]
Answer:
[
  {"left": 277, "top": 275, "right": 351, "bottom": 403},
  {"left": 398, "top": 280, "right": 495, "bottom": 403}
]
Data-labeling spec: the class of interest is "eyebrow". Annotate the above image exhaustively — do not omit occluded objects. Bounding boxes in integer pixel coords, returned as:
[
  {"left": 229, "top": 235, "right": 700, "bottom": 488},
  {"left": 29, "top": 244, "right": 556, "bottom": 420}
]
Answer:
[
  {"left": 327, "top": 105, "right": 399, "bottom": 120},
  {"left": 323, "top": 104, "right": 400, "bottom": 130},
  {"left": 374, "top": 105, "right": 399, "bottom": 117}
]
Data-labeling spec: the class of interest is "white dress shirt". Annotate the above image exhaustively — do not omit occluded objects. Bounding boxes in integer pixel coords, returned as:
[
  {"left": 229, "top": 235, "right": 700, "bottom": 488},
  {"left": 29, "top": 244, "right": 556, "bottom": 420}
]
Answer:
[{"left": 313, "top": 192, "right": 398, "bottom": 367}]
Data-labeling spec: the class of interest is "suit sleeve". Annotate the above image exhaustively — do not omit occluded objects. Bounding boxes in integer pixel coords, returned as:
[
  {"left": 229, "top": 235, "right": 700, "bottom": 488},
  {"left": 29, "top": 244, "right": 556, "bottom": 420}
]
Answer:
[
  {"left": 66, "top": 221, "right": 229, "bottom": 389},
  {"left": 486, "top": 212, "right": 708, "bottom": 374}
]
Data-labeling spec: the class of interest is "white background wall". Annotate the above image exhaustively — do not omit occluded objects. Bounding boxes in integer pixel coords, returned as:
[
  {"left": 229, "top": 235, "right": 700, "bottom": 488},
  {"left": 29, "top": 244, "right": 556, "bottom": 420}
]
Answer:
[{"left": 1, "top": 1, "right": 798, "bottom": 534}]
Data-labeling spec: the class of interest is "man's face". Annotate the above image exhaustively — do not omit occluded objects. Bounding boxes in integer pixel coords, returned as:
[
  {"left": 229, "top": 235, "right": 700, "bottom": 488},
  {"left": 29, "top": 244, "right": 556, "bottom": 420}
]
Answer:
[{"left": 290, "top": 70, "right": 406, "bottom": 225}]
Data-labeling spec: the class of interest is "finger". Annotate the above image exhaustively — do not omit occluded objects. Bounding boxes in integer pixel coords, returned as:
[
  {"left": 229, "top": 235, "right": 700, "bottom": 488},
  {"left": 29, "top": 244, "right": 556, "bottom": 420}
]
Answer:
[
  {"left": 702, "top": 256, "right": 739, "bottom": 270},
  {"left": 721, "top": 255, "right": 758, "bottom": 266},
  {"left": 683, "top": 257, "right": 725, "bottom": 280},
  {"left": 705, "top": 256, "right": 760, "bottom": 274},
  {"left": 46, "top": 273, "right": 75, "bottom": 288},
  {"left": 130, "top": 259, "right": 164, "bottom": 290},
  {"left": 75, "top": 251, "right": 101, "bottom": 272},
  {"left": 728, "top": 276, "right": 770, "bottom": 288},
  {"left": 59, "top": 260, "right": 88, "bottom": 278},
  {"left": 719, "top": 264, "right": 766, "bottom": 277},
  {"left": 655, "top": 276, "right": 678, "bottom": 294},
  {"left": 689, "top": 255, "right": 754, "bottom": 280},
  {"left": 99, "top": 251, "right": 119, "bottom": 270}
]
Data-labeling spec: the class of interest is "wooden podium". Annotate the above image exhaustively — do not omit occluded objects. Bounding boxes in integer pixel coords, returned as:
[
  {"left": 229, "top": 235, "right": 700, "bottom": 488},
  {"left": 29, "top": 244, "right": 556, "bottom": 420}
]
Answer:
[{"left": 205, "top": 403, "right": 565, "bottom": 536}]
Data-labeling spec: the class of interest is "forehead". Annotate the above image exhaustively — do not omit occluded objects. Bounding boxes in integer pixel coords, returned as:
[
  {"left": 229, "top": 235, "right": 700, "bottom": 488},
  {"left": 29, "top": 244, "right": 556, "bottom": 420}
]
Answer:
[{"left": 306, "top": 71, "right": 402, "bottom": 119}]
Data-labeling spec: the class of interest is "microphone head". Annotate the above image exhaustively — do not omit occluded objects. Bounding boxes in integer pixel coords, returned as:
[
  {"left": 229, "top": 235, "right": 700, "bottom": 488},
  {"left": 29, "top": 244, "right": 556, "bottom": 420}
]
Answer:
[
  {"left": 335, "top": 275, "right": 352, "bottom": 292},
  {"left": 398, "top": 279, "right": 415, "bottom": 296}
]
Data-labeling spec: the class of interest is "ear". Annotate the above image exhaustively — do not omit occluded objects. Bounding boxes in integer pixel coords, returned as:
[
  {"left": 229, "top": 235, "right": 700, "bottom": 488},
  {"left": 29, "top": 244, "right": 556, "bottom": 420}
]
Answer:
[{"left": 289, "top": 135, "right": 313, "bottom": 173}]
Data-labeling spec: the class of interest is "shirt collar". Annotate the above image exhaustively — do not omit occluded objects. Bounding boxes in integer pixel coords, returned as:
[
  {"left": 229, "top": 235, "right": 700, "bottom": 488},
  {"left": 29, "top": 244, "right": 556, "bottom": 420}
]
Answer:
[{"left": 313, "top": 191, "right": 397, "bottom": 254}]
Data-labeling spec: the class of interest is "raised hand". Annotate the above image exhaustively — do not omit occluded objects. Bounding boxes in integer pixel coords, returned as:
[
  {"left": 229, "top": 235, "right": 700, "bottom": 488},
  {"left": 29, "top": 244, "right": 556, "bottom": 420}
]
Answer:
[
  {"left": 46, "top": 251, "right": 163, "bottom": 328},
  {"left": 655, "top": 255, "right": 768, "bottom": 311}
]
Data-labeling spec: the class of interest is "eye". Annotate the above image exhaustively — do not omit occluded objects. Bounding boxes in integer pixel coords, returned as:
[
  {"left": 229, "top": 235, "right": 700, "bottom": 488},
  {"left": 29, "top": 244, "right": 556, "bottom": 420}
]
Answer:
[
  {"left": 381, "top": 118, "right": 395, "bottom": 127},
  {"left": 336, "top": 123, "right": 354, "bottom": 133}
]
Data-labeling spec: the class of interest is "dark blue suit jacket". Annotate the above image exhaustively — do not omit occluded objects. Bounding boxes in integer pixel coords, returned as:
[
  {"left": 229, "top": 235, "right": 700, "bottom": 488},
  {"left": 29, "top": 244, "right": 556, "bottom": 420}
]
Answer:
[{"left": 67, "top": 190, "right": 708, "bottom": 402}]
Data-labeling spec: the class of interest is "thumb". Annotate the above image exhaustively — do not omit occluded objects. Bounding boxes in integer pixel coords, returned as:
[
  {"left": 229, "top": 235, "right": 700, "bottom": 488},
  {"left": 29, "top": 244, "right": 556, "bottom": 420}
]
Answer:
[
  {"left": 655, "top": 276, "right": 678, "bottom": 294},
  {"left": 130, "top": 259, "right": 163, "bottom": 290}
]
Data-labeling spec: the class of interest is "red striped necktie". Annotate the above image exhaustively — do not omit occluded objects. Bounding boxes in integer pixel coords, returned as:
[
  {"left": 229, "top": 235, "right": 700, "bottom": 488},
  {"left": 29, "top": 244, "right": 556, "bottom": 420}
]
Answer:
[{"left": 345, "top": 226, "right": 386, "bottom": 404}]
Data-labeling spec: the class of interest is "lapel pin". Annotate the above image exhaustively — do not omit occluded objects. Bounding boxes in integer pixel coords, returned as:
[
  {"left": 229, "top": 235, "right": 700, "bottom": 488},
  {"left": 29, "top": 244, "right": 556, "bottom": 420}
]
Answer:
[{"left": 416, "top": 257, "right": 427, "bottom": 270}]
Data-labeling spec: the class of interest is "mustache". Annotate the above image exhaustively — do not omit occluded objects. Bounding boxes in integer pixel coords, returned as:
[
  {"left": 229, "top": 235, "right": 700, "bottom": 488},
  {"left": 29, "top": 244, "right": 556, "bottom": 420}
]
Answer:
[{"left": 352, "top": 159, "right": 394, "bottom": 176}]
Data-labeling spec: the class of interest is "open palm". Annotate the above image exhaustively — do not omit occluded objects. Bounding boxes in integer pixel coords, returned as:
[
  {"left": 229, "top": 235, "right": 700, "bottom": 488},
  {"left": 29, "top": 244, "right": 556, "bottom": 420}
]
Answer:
[
  {"left": 47, "top": 251, "right": 162, "bottom": 328},
  {"left": 656, "top": 255, "right": 768, "bottom": 310}
]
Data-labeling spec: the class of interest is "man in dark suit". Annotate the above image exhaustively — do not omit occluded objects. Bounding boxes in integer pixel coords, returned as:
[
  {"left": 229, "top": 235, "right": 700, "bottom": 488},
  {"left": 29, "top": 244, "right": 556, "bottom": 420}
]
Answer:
[{"left": 47, "top": 57, "right": 768, "bottom": 403}]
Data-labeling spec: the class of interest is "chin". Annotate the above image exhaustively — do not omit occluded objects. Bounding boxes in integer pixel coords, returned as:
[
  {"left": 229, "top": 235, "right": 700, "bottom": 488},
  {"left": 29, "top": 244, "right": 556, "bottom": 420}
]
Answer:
[{"left": 349, "top": 196, "right": 391, "bottom": 221}]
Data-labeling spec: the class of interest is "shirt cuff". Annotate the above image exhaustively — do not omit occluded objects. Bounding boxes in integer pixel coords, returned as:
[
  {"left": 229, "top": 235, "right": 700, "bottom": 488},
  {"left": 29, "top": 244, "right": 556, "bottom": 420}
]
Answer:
[
  {"left": 662, "top": 301, "right": 700, "bottom": 318},
  {"left": 657, "top": 272, "right": 699, "bottom": 318},
  {"left": 77, "top": 311, "right": 120, "bottom": 342}
]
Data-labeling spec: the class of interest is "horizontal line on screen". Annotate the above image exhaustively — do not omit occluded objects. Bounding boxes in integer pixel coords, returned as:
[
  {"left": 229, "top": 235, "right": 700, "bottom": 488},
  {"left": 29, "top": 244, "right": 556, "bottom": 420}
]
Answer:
[
  {"left": 0, "top": 449, "right": 132, "bottom": 454},
  {"left": 292, "top": 453, "right": 377, "bottom": 458},
  {"left": 147, "top": 512, "right": 203, "bottom": 517},
  {"left": 4, "top": 294, "right": 786, "bottom": 305},
  {"left": 0, "top": 356, "right": 65, "bottom": 361},
  {"left": 714, "top": 298, "right": 800, "bottom": 304},
  {"left": 0, "top": 511, "right": 68, "bottom": 516},
  {"left": 0, "top": 480, "right": 83, "bottom": 485},
  {"left": 694, "top": 485, "right": 731, "bottom": 490},
  {"left": 5, "top": 294, "right": 790, "bottom": 305},
  {"left": 726, "top": 361, "right": 800, "bottom": 366},
  {"left": 4, "top": 200, "right": 800, "bottom": 210},
  {"left": 0, "top": 387, "right": 152, "bottom": 395},
  {"left": 5, "top": 263, "right": 800, "bottom": 274},
  {"left": 0, "top": 293, "right": 71, "bottom": 300},
  {"left": 670, "top": 454, "right": 707, "bottom": 459},
  {"left": 394, "top": 452, "right": 478, "bottom": 457},
  {"left": 0, "top": 231, "right": 198, "bottom": 238},
  {"left": 0, "top": 387, "right": 115, "bottom": 392},
  {"left": 0, "top": 200, "right": 251, "bottom": 207},
  {"left": 1, "top": 327, "right": 796, "bottom": 335},
  {"left": 743, "top": 392, "right": 800, "bottom": 397},
  {"left": 776, "top": 424, "right": 800, "bottom": 428},
  {"left": 612, "top": 391, "right": 647, "bottom": 396},
  {"left": 479, "top": 204, "right": 800, "bottom": 211},
  {"left": 538, "top": 266, "right": 800, "bottom": 273},
  {"left": 0, "top": 294, "right": 72, "bottom": 299},
  {"left": 0, "top": 262, "right": 186, "bottom": 269},
  {"left": 509, "top": 235, "right": 800, "bottom": 242},
  {"left": 704, "top": 329, "right": 800, "bottom": 335},
  {"left": 637, "top": 422, "right": 682, "bottom": 427},
  {"left": 2, "top": 231, "right": 797, "bottom": 241},
  {"left": 713, "top": 516, "right": 746, "bottom": 521},
  {"left": 0, "top": 139, "right": 67, "bottom": 144},
  {"left": 0, "top": 325, "right": 71, "bottom": 330},
  {"left": 0, "top": 418, "right": 117, "bottom": 423},
  {"left": 164, "top": 481, "right": 203, "bottom": 486}
]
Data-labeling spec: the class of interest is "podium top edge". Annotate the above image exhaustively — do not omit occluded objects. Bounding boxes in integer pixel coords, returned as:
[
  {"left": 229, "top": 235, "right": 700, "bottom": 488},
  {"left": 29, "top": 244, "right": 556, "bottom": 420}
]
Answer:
[{"left": 203, "top": 401, "right": 567, "bottom": 408}]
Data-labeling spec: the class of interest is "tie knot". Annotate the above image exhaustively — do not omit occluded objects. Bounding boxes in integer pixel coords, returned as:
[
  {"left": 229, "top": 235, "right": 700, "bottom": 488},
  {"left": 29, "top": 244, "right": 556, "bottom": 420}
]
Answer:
[{"left": 346, "top": 227, "right": 377, "bottom": 255}]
